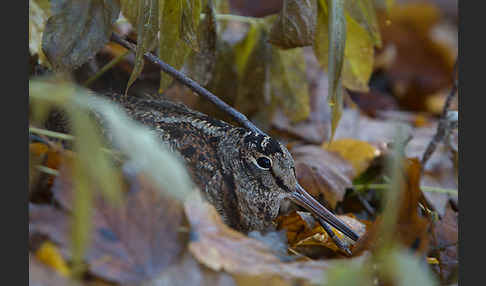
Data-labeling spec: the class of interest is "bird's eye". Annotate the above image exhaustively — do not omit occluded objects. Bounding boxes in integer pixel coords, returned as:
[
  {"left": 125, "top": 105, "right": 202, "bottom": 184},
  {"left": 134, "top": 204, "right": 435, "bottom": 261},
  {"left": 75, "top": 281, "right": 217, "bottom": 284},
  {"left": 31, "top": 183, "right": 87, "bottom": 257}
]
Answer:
[{"left": 255, "top": 156, "right": 272, "bottom": 170}]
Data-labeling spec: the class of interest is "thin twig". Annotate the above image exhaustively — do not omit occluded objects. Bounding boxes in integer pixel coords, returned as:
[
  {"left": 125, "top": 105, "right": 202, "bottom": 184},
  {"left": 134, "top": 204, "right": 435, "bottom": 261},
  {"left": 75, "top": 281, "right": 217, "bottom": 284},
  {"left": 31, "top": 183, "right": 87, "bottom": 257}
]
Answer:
[
  {"left": 421, "top": 60, "right": 458, "bottom": 167},
  {"left": 110, "top": 33, "right": 266, "bottom": 135}
]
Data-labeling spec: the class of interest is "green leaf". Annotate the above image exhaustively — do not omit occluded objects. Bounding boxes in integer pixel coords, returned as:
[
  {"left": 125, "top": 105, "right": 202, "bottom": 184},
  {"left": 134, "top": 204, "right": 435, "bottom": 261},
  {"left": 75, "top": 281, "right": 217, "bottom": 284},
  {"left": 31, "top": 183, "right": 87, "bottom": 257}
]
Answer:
[
  {"left": 313, "top": 0, "right": 375, "bottom": 92},
  {"left": 271, "top": 48, "right": 310, "bottom": 122},
  {"left": 185, "top": 0, "right": 217, "bottom": 86},
  {"left": 234, "top": 24, "right": 262, "bottom": 78},
  {"left": 42, "top": 0, "right": 120, "bottom": 70},
  {"left": 327, "top": 0, "right": 345, "bottom": 140},
  {"left": 125, "top": 0, "right": 159, "bottom": 94},
  {"left": 71, "top": 156, "right": 92, "bottom": 275},
  {"left": 342, "top": 13, "right": 374, "bottom": 91},
  {"left": 234, "top": 23, "right": 310, "bottom": 124},
  {"left": 29, "top": 80, "right": 123, "bottom": 205},
  {"left": 215, "top": 0, "right": 230, "bottom": 13},
  {"left": 345, "top": 0, "right": 381, "bottom": 47},
  {"left": 120, "top": 0, "right": 139, "bottom": 26},
  {"left": 268, "top": 0, "right": 317, "bottom": 49},
  {"left": 181, "top": 0, "right": 202, "bottom": 51},
  {"left": 382, "top": 249, "right": 438, "bottom": 286},
  {"left": 327, "top": 0, "right": 345, "bottom": 105},
  {"left": 324, "top": 260, "right": 373, "bottom": 286},
  {"left": 233, "top": 24, "right": 273, "bottom": 121},
  {"left": 29, "top": 78, "right": 195, "bottom": 274},
  {"left": 159, "top": 0, "right": 191, "bottom": 92}
]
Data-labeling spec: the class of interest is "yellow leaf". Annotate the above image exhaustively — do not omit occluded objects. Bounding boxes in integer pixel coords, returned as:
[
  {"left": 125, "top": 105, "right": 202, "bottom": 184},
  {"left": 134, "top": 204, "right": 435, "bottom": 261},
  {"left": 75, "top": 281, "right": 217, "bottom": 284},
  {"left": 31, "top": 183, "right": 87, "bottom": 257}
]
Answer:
[
  {"left": 159, "top": 0, "right": 192, "bottom": 92},
  {"left": 35, "top": 241, "right": 70, "bottom": 277},
  {"left": 277, "top": 211, "right": 366, "bottom": 254},
  {"left": 234, "top": 24, "right": 261, "bottom": 79},
  {"left": 125, "top": 0, "right": 159, "bottom": 94},
  {"left": 271, "top": 48, "right": 310, "bottom": 123},
  {"left": 314, "top": 0, "right": 375, "bottom": 92},
  {"left": 427, "top": 257, "right": 439, "bottom": 265},
  {"left": 345, "top": 0, "right": 382, "bottom": 47},
  {"left": 325, "top": 138, "right": 380, "bottom": 176}
]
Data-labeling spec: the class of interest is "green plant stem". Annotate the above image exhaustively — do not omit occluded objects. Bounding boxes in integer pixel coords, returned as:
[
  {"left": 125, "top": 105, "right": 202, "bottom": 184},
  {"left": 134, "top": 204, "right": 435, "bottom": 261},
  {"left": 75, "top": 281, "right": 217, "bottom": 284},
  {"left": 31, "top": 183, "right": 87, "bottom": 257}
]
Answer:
[
  {"left": 36, "top": 165, "right": 59, "bottom": 176},
  {"left": 200, "top": 13, "right": 262, "bottom": 24},
  {"left": 353, "top": 183, "right": 458, "bottom": 196},
  {"left": 84, "top": 50, "right": 130, "bottom": 86},
  {"left": 29, "top": 126, "right": 74, "bottom": 141},
  {"left": 29, "top": 126, "right": 123, "bottom": 161}
]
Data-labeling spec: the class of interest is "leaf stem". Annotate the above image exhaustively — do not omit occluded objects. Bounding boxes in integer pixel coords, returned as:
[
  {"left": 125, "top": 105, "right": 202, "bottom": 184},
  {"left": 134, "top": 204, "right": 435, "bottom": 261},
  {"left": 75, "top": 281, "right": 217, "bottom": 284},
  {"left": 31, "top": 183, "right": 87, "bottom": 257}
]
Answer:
[
  {"left": 35, "top": 165, "right": 59, "bottom": 176},
  {"left": 353, "top": 183, "right": 458, "bottom": 196},
  {"left": 29, "top": 126, "right": 74, "bottom": 141},
  {"left": 84, "top": 49, "right": 130, "bottom": 87},
  {"left": 200, "top": 13, "right": 262, "bottom": 24}
]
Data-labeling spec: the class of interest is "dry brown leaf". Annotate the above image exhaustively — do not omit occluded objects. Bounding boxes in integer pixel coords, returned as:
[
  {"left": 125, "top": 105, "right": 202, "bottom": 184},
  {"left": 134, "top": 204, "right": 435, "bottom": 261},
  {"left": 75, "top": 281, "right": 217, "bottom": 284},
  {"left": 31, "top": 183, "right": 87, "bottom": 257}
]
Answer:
[
  {"left": 150, "top": 251, "right": 237, "bottom": 286},
  {"left": 429, "top": 203, "right": 458, "bottom": 284},
  {"left": 377, "top": 2, "right": 455, "bottom": 112},
  {"left": 42, "top": 0, "right": 120, "bottom": 70},
  {"left": 185, "top": 196, "right": 333, "bottom": 285},
  {"left": 30, "top": 166, "right": 187, "bottom": 284},
  {"left": 291, "top": 145, "right": 354, "bottom": 209},
  {"left": 352, "top": 159, "right": 431, "bottom": 255},
  {"left": 268, "top": 0, "right": 317, "bottom": 48},
  {"left": 395, "top": 159, "right": 431, "bottom": 253},
  {"left": 406, "top": 124, "right": 457, "bottom": 217},
  {"left": 334, "top": 109, "right": 413, "bottom": 144}
]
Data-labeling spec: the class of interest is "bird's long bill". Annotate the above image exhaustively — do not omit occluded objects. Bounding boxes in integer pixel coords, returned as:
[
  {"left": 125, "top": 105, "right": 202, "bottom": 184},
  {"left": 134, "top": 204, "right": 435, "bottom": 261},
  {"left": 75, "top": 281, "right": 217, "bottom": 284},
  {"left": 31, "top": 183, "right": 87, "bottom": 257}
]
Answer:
[{"left": 290, "top": 183, "right": 359, "bottom": 242}]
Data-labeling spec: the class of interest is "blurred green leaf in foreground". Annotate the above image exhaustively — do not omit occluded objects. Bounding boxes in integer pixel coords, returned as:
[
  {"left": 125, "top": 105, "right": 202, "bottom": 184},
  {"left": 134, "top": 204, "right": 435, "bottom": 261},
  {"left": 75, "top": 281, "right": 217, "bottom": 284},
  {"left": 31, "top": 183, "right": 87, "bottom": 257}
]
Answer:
[{"left": 29, "top": 78, "right": 194, "bottom": 274}]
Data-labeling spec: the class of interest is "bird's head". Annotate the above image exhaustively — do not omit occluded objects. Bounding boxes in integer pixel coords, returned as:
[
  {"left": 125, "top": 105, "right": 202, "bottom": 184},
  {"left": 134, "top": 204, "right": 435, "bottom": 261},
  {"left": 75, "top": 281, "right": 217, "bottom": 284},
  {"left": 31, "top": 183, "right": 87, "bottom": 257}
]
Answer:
[{"left": 226, "top": 131, "right": 358, "bottom": 241}]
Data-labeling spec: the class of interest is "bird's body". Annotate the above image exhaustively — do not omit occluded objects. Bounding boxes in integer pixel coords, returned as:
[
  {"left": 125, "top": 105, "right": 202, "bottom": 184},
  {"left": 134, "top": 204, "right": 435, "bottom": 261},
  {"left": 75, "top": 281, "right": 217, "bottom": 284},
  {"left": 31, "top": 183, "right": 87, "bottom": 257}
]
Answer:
[
  {"left": 110, "top": 94, "right": 287, "bottom": 232},
  {"left": 108, "top": 94, "right": 358, "bottom": 241}
]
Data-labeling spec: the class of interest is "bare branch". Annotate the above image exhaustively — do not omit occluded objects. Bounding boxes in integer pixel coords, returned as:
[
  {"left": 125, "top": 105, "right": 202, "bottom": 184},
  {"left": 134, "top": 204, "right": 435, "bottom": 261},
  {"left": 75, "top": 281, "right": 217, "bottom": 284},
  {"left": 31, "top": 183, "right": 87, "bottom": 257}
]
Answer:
[
  {"left": 110, "top": 33, "right": 266, "bottom": 136},
  {"left": 421, "top": 60, "right": 458, "bottom": 167}
]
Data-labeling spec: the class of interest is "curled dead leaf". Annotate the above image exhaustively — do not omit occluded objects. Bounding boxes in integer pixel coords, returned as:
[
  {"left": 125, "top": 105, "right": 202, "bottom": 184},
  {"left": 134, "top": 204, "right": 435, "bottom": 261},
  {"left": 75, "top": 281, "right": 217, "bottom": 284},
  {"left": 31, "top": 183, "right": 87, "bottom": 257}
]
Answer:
[
  {"left": 276, "top": 211, "right": 367, "bottom": 256},
  {"left": 429, "top": 203, "right": 458, "bottom": 284},
  {"left": 185, "top": 195, "right": 333, "bottom": 285},
  {"left": 42, "top": 0, "right": 120, "bottom": 70},
  {"left": 268, "top": 0, "right": 317, "bottom": 48}
]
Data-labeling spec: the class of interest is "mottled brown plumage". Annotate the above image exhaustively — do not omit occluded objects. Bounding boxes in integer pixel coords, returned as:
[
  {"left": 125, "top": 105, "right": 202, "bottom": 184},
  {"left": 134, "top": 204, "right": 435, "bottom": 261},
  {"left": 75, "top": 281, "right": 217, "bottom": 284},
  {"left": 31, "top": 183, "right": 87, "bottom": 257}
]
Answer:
[{"left": 108, "top": 94, "right": 358, "bottom": 241}]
